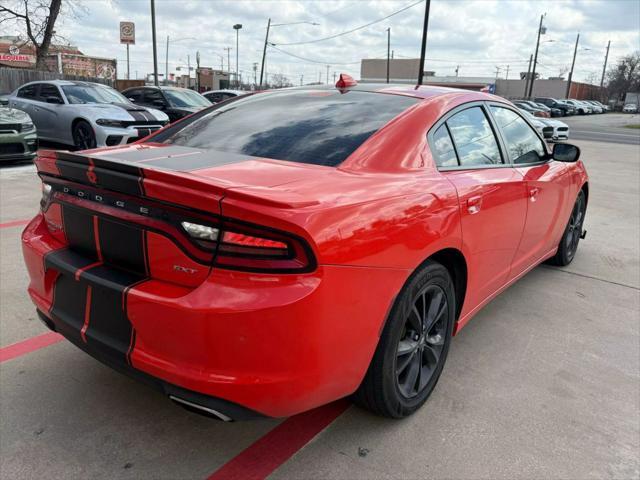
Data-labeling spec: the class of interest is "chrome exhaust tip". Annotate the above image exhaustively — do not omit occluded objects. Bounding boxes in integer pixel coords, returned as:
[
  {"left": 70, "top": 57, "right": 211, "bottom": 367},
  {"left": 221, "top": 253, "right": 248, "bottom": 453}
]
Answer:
[{"left": 169, "top": 395, "right": 233, "bottom": 422}]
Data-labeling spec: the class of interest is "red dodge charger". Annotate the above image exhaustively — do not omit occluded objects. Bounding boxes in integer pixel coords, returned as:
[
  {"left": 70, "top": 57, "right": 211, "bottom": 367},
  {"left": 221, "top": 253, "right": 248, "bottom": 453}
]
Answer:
[{"left": 22, "top": 78, "right": 588, "bottom": 420}]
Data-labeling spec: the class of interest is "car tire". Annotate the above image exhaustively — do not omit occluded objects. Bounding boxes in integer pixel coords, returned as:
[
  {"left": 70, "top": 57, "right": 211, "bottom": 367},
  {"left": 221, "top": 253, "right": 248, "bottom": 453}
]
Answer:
[
  {"left": 549, "top": 190, "right": 586, "bottom": 266},
  {"left": 353, "top": 260, "right": 455, "bottom": 418},
  {"left": 72, "top": 120, "right": 97, "bottom": 151}
]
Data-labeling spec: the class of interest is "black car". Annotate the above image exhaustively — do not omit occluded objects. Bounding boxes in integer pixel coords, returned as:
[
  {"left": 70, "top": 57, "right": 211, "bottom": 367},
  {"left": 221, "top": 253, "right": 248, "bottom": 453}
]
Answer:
[
  {"left": 121, "top": 86, "right": 212, "bottom": 123},
  {"left": 534, "top": 97, "right": 575, "bottom": 116}
]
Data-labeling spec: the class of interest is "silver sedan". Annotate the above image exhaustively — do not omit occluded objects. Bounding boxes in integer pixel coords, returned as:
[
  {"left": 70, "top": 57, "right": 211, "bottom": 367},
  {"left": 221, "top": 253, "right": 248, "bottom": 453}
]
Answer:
[{"left": 9, "top": 80, "right": 169, "bottom": 149}]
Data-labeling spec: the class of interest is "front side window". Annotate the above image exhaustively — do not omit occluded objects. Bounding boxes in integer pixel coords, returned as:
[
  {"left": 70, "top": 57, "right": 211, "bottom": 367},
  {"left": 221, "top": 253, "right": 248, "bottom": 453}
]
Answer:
[
  {"left": 490, "top": 106, "right": 546, "bottom": 164},
  {"left": 163, "top": 89, "right": 211, "bottom": 108},
  {"left": 431, "top": 124, "right": 458, "bottom": 167},
  {"left": 126, "top": 89, "right": 144, "bottom": 102},
  {"left": 157, "top": 90, "right": 419, "bottom": 167},
  {"left": 39, "top": 84, "right": 63, "bottom": 102},
  {"left": 143, "top": 89, "right": 165, "bottom": 105},
  {"left": 18, "top": 84, "right": 38, "bottom": 99},
  {"left": 62, "top": 84, "right": 129, "bottom": 104},
  {"left": 446, "top": 107, "right": 502, "bottom": 166}
]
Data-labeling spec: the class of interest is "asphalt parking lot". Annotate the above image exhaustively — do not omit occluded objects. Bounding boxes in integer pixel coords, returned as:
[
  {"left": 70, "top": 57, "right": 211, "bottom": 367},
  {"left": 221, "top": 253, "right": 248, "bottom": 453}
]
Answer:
[{"left": 1, "top": 118, "right": 639, "bottom": 479}]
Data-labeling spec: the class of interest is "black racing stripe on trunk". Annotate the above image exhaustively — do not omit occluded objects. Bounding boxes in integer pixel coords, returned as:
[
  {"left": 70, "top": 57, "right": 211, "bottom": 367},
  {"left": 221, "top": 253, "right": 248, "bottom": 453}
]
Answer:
[
  {"left": 56, "top": 151, "right": 144, "bottom": 196},
  {"left": 45, "top": 247, "right": 98, "bottom": 274},
  {"left": 62, "top": 205, "right": 97, "bottom": 259},
  {"left": 97, "top": 217, "right": 147, "bottom": 276}
]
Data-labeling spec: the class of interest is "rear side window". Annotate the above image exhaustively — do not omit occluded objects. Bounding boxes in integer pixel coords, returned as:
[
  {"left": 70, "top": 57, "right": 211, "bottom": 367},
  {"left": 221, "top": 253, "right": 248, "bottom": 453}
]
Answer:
[
  {"left": 159, "top": 90, "right": 419, "bottom": 166},
  {"left": 446, "top": 107, "right": 502, "bottom": 166},
  {"left": 432, "top": 125, "right": 458, "bottom": 167},
  {"left": 18, "top": 84, "right": 38, "bottom": 99},
  {"left": 126, "top": 89, "right": 144, "bottom": 102},
  {"left": 490, "top": 106, "right": 546, "bottom": 164}
]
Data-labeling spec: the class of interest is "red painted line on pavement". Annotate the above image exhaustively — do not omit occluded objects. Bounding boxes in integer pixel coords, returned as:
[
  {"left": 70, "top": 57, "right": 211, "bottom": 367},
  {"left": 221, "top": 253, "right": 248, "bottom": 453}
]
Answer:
[
  {"left": 207, "top": 399, "right": 350, "bottom": 480},
  {"left": 0, "top": 219, "right": 30, "bottom": 229},
  {"left": 0, "top": 332, "right": 63, "bottom": 363}
]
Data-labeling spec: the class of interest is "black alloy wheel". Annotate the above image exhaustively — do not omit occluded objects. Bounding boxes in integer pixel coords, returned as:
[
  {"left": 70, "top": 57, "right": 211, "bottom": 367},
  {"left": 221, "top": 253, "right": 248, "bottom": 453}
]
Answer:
[
  {"left": 549, "top": 190, "right": 586, "bottom": 266},
  {"left": 73, "top": 120, "right": 97, "bottom": 150},
  {"left": 396, "top": 285, "right": 448, "bottom": 399},
  {"left": 354, "top": 260, "right": 455, "bottom": 418}
]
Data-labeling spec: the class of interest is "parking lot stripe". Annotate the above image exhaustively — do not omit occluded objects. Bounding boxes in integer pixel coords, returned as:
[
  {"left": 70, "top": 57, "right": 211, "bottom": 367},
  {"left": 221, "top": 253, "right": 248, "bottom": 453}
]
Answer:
[
  {"left": 0, "top": 219, "right": 30, "bottom": 229},
  {"left": 0, "top": 332, "right": 63, "bottom": 363},
  {"left": 206, "top": 399, "right": 350, "bottom": 480}
]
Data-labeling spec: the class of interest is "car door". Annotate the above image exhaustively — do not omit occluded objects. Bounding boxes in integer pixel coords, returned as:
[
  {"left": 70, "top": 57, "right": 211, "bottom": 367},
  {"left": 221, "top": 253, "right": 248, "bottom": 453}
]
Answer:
[
  {"left": 34, "top": 83, "right": 65, "bottom": 139},
  {"left": 11, "top": 83, "right": 40, "bottom": 120},
  {"left": 488, "top": 104, "right": 571, "bottom": 279},
  {"left": 430, "top": 103, "right": 528, "bottom": 313}
]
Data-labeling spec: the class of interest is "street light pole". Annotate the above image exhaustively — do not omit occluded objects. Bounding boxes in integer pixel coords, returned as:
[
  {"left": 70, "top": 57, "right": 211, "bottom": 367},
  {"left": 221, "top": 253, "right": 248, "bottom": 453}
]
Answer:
[
  {"left": 565, "top": 33, "right": 580, "bottom": 99},
  {"left": 527, "top": 13, "right": 546, "bottom": 98},
  {"left": 386, "top": 27, "right": 391, "bottom": 83},
  {"left": 326, "top": 64, "right": 330, "bottom": 84},
  {"left": 417, "top": 0, "right": 431, "bottom": 85},
  {"left": 150, "top": 0, "right": 159, "bottom": 86},
  {"left": 233, "top": 24, "right": 242, "bottom": 88},
  {"left": 523, "top": 54, "right": 533, "bottom": 97}
]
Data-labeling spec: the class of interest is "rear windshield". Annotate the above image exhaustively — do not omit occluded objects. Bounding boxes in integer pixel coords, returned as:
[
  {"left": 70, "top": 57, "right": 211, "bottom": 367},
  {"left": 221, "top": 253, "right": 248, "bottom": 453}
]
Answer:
[{"left": 158, "top": 90, "right": 419, "bottom": 166}]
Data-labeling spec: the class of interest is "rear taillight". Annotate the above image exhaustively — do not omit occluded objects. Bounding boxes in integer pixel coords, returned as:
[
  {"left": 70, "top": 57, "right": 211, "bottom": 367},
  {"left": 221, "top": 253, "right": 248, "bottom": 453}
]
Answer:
[{"left": 180, "top": 219, "right": 315, "bottom": 273}]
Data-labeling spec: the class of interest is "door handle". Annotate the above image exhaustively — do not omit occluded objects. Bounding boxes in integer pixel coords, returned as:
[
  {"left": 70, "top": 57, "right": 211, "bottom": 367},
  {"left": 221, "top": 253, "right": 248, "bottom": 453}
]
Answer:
[
  {"left": 529, "top": 187, "right": 539, "bottom": 202},
  {"left": 467, "top": 195, "right": 483, "bottom": 214}
]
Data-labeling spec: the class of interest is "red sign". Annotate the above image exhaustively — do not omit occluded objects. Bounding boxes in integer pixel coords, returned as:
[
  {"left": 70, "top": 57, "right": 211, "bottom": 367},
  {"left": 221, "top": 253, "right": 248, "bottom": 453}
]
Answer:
[{"left": 0, "top": 54, "right": 33, "bottom": 62}]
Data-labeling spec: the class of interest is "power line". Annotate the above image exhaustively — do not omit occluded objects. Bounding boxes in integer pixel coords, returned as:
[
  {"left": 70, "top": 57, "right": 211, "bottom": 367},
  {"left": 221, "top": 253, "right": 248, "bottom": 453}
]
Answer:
[
  {"left": 273, "top": 0, "right": 424, "bottom": 46},
  {"left": 269, "top": 45, "right": 385, "bottom": 65}
]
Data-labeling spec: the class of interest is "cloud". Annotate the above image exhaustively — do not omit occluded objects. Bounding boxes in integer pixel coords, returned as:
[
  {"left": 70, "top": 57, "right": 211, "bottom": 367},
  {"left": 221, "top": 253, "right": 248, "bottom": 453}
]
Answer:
[{"left": 3, "top": 0, "right": 638, "bottom": 83}]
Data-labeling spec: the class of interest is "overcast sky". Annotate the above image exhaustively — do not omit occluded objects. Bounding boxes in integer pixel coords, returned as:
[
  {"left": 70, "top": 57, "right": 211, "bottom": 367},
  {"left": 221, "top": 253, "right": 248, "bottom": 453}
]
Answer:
[{"left": 9, "top": 0, "right": 640, "bottom": 84}]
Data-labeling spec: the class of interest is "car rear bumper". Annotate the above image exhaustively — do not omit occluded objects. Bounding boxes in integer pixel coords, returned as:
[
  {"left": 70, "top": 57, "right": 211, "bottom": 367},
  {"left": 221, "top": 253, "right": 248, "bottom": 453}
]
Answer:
[{"left": 22, "top": 213, "right": 406, "bottom": 418}]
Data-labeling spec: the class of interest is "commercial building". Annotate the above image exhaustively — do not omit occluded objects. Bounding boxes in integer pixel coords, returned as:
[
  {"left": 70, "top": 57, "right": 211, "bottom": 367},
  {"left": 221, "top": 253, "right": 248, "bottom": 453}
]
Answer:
[
  {"left": 0, "top": 36, "right": 116, "bottom": 80},
  {"left": 360, "top": 58, "right": 603, "bottom": 100}
]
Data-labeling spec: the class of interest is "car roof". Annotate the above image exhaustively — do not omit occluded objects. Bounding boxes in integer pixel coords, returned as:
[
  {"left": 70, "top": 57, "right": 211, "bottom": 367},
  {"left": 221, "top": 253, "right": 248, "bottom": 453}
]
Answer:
[
  {"left": 203, "top": 89, "right": 246, "bottom": 95},
  {"left": 19, "top": 80, "right": 110, "bottom": 88}
]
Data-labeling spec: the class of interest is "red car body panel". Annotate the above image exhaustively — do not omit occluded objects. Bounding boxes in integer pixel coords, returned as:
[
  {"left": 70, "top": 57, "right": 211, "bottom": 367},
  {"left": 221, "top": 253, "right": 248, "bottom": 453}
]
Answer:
[{"left": 21, "top": 85, "right": 588, "bottom": 418}]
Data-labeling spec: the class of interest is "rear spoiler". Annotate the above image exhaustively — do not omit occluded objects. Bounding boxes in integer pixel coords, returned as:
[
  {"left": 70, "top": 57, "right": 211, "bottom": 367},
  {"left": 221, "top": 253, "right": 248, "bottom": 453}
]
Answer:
[{"left": 35, "top": 148, "right": 318, "bottom": 214}]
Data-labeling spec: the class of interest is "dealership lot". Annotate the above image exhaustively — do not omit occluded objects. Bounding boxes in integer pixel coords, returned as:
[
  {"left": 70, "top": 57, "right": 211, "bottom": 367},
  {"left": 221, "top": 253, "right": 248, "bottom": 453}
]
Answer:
[{"left": 1, "top": 125, "right": 639, "bottom": 479}]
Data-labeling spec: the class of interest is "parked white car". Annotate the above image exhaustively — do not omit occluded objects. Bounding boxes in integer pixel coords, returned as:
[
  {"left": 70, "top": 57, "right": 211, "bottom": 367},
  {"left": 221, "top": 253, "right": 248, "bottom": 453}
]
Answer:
[
  {"left": 622, "top": 103, "right": 638, "bottom": 113},
  {"left": 519, "top": 109, "right": 570, "bottom": 141},
  {"left": 9, "top": 80, "right": 169, "bottom": 149}
]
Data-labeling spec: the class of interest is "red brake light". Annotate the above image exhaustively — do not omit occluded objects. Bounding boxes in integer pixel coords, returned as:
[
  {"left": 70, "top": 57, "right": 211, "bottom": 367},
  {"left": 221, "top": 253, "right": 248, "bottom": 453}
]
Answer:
[
  {"left": 214, "top": 220, "right": 315, "bottom": 273},
  {"left": 336, "top": 73, "right": 357, "bottom": 89}
]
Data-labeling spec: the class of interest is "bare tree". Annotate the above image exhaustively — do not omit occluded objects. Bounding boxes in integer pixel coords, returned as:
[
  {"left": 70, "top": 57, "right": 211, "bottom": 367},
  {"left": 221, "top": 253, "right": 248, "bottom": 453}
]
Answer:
[
  {"left": 269, "top": 73, "right": 293, "bottom": 89},
  {"left": 0, "top": 0, "right": 82, "bottom": 70},
  {"left": 606, "top": 52, "right": 640, "bottom": 102}
]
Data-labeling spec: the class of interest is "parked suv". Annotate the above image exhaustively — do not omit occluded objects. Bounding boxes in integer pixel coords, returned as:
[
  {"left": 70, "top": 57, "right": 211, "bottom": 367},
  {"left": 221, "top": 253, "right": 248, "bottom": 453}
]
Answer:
[{"left": 534, "top": 97, "right": 575, "bottom": 116}]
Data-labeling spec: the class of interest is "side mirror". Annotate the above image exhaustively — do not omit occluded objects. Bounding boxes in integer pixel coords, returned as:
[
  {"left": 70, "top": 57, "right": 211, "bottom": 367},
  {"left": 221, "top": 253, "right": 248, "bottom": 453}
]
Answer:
[
  {"left": 46, "top": 96, "right": 63, "bottom": 104},
  {"left": 552, "top": 143, "right": 580, "bottom": 162}
]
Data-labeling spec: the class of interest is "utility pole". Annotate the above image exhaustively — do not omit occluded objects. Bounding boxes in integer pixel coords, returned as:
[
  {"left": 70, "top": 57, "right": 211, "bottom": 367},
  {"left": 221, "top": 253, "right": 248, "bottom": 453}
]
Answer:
[
  {"left": 391, "top": 50, "right": 394, "bottom": 59},
  {"left": 523, "top": 54, "right": 533, "bottom": 97},
  {"left": 386, "top": 27, "right": 391, "bottom": 83},
  {"left": 187, "top": 54, "right": 190, "bottom": 88},
  {"left": 417, "top": 0, "right": 431, "bottom": 85},
  {"left": 260, "top": 18, "right": 271, "bottom": 87},
  {"left": 150, "top": 0, "right": 159, "bottom": 86},
  {"left": 565, "top": 33, "right": 579, "bottom": 98},
  {"left": 253, "top": 62, "right": 258, "bottom": 86},
  {"left": 165, "top": 35, "right": 169, "bottom": 86},
  {"left": 600, "top": 40, "right": 611, "bottom": 88},
  {"left": 318, "top": 71, "right": 321, "bottom": 83},
  {"left": 495, "top": 66, "right": 501, "bottom": 79},
  {"left": 455, "top": 65, "right": 459, "bottom": 77},
  {"left": 196, "top": 50, "right": 200, "bottom": 92},
  {"left": 527, "top": 13, "right": 545, "bottom": 98},
  {"left": 505, "top": 65, "right": 510, "bottom": 80},
  {"left": 333, "top": 71, "right": 337, "bottom": 84},
  {"left": 300, "top": 74, "right": 303, "bottom": 86},
  {"left": 224, "top": 47, "right": 231, "bottom": 76},
  {"left": 233, "top": 24, "right": 242, "bottom": 89},
  {"left": 326, "top": 65, "right": 330, "bottom": 84}
]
